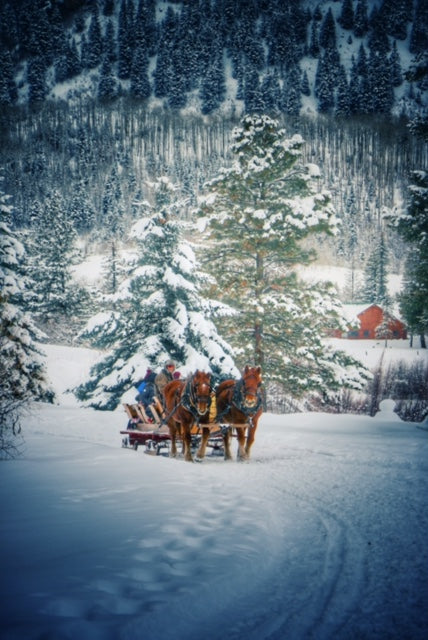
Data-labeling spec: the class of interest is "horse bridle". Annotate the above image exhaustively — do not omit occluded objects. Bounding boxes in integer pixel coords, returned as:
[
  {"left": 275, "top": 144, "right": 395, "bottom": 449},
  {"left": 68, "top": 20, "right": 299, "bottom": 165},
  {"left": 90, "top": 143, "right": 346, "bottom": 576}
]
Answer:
[
  {"left": 181, "top": 375, "right": 212, "bottom": 418},
  {"left": 232, "top": 373, "right": 263, "bottom": 416}
]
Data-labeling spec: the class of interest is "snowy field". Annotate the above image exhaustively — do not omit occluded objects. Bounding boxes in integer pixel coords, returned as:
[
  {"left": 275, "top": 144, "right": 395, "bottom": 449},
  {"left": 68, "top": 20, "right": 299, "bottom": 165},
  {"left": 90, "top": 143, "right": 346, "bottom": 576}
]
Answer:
[{"left": 1, "top": 343, "right": 428, "bottom": 640}]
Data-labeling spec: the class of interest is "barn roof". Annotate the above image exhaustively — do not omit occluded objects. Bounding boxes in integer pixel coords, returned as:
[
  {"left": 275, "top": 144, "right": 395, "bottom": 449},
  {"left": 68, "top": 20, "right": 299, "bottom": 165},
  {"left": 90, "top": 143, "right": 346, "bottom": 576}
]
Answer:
[{"left": 341, "top": 303, "right": 403, "bottom": 326}]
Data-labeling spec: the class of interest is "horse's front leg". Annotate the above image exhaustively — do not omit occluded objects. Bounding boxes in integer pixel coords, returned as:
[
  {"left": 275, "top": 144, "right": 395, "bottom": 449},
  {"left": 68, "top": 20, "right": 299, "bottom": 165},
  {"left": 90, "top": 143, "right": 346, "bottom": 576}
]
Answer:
[
  {"left": 196, "top": 427, "right": 210, "bottom": 461},
  {"left": 182, "top": 427, "right": 193, "bottom": 462},
  {"left": 168, "top": 422, "right": 177, "bottom": 458},
  {"left": 222, "top": 426, "right": 233, "bottom": 461},
  {"left": 245, "top": 420, "right": 258, "bottom": 459},
  {"left": 236, "top": 426, "right": 249, "bottom": 461}
]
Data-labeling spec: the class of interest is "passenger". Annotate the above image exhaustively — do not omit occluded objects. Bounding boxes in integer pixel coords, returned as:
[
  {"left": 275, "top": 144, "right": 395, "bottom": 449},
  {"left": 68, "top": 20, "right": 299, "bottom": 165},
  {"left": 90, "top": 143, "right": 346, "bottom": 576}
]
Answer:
[
  {"left": 155, "top": 360, "right": 176, "bottom": 405},
  {"left": 137, "top": 369, "right": 157, "bottom": 421},
  {"left": 135, "top": 368, "right": 153, "bottom": 400}
]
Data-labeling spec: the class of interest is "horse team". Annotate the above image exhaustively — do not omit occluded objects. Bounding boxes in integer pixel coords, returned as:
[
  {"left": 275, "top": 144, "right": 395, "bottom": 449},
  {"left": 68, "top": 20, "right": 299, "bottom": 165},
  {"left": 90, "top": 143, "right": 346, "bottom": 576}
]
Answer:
[{"left": 163, "top": 366, "right": 263, "bottom": 462}]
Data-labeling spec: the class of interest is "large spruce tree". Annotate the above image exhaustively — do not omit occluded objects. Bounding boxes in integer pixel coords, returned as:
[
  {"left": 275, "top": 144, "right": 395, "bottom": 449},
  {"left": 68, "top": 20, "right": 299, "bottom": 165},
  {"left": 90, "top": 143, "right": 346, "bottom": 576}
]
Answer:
[
  {"left": 0, "top": 178, "right": 51, "bottom": 456},
  {"left": 75, "top": 178, "right": 237, "bottom": 410},
  {"left": 196, "top": 115, "right": 368, "bottom": 399},
  {"left": 386, "top": 170, "right": 428, "bottom": 348}
]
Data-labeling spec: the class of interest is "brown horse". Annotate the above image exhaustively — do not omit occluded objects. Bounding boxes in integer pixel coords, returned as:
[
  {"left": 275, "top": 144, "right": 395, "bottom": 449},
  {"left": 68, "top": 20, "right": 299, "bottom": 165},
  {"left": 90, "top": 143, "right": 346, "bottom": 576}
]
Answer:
[
  {"left": 215, "top": 365, "right": 263, "bottom": 461},
  {"left": 163, "top": 370, "right": 212, "bottom": 462}
]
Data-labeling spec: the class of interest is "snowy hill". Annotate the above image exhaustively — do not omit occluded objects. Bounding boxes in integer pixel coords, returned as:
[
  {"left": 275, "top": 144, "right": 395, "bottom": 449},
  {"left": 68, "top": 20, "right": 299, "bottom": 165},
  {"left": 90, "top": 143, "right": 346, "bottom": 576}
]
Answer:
[{"left": 1, "top": 342, "right": 427, "bottom": 639}]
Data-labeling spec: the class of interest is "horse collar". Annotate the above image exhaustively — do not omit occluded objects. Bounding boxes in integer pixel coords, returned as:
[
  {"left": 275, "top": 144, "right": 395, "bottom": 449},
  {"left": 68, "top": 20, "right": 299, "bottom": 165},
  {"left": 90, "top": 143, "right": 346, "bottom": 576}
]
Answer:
[{"left": 232, "top": 379, "right": 262, "bottom": 416}]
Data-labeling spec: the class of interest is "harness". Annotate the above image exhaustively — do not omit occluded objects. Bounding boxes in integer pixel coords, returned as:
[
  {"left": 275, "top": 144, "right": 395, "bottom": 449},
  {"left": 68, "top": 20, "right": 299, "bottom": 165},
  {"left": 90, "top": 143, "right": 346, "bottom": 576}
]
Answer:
[
  {"left": 180, "top": 376, "right": 212, "bottom": 423},
  {"left": 215, "top": 377, "right": 263, "bottom": 427},
  {"left": 159, "top": 375, "right": 212, "bottom": 428}
]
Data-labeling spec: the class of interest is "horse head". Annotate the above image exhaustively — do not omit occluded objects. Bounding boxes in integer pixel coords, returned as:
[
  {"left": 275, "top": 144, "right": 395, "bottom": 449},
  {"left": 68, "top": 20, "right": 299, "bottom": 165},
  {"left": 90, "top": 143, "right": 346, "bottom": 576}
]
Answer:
[
  {"left": 188, "top": 370, "right": 212, "bottom": 416},
  {"left": 240, "top": 365, "right": 262, "bottom": 409}
]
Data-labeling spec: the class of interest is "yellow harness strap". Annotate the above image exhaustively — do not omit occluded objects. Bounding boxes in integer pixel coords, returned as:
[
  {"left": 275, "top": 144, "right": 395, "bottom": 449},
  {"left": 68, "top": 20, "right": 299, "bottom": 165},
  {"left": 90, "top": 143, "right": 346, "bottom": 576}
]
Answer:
[{"left": 209, "top": 393, "right": 217, "bottom": 423}]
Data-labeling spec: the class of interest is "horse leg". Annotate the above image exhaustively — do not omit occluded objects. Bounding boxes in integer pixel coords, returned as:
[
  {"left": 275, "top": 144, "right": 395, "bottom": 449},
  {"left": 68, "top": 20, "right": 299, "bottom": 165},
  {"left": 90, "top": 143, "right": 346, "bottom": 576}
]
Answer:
[
  {"left": 169, "top": 422, "right": 177, "bottom": 457},
  {"left": 236, "top": 427, "right": 249, "bottom": 461},
  {"left": 222, "top": 427, "right": 233, "bottom": 461},
  {"left": 196, "top": 427, "right": 210, "bottom": 461},
  {"left": 245, "top": 422, "right": 258, "bottom": 459},
  {"left": 182, "top": 427, "right": 193, "bottom": 462}
]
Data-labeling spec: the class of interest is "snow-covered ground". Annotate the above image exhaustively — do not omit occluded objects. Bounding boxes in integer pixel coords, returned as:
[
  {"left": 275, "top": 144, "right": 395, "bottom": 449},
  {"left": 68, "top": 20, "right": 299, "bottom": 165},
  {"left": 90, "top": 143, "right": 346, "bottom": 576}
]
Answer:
[{"left": 1, "top": 343, "right": 428, "bottom": 640}]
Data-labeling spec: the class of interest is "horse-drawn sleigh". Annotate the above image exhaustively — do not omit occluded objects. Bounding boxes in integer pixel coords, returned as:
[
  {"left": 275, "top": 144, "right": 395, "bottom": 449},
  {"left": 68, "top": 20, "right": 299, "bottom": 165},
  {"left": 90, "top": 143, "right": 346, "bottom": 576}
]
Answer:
[{"left": 120, "top": 366, "right": 263, "bottom": 462}]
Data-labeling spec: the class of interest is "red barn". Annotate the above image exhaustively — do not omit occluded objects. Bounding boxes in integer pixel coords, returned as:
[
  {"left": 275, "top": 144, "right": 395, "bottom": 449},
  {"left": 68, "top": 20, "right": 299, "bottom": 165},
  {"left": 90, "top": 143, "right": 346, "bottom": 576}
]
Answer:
[{"left": 344, "top": 304, "right": 407, "bottom": 340}]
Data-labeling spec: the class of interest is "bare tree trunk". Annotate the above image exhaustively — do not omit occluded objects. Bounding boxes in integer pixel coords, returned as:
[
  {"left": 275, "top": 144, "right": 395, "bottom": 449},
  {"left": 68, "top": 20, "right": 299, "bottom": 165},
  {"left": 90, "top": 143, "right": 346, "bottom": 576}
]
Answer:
[{"left": 254, "top": 251, "right": 264, "bottom": 367}]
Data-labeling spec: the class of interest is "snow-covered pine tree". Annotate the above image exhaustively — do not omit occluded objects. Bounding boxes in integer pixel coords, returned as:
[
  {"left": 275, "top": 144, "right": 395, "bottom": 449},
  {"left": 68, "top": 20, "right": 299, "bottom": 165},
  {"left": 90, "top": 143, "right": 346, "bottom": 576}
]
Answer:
[
  {"left": 385, "top": 171, "right": 428, "bottom": 348},
  {"left": 74, "top": 177, "right": 237, "bottom": 411},
  {"left": 362, "top": 231, "right": 391, "bottom": 306},
  {"left": 0, "top": 177, "right": 52, "bottom": 456},
  {"left": 196, "top": 114, "right": 369, "bottom": 400},
  {"left": 27, "top": 190, "right": 89, "bottom": 330}
]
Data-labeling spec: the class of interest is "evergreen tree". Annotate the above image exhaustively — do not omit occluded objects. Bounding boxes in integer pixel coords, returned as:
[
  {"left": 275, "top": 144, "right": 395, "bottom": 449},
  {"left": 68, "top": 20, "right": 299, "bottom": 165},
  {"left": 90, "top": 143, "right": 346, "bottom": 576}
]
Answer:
[
  {"left": 117, "top": 0, "right": 134, "bottom": 79},
  {"left": 168, "top": 47, "right": 188, "bottom": 110},
  {"left": 389, "top": 41, "right": 403, "bottom": 87},
  {"left": 86, "top": 9, "right": 103, "bottom": 70},
  {"left": 200, "top": 48, "right": 226, "bottom": 115},
  {"left": 135, "top": 0, "right": 157, "bottom": 56},
  {"left": 130, "top": 43, "right": 151, "bottom": 100},
  {"left": 410, "top": 0, "right": 428, "bottom": 54},
  {"left": 280, "top": 66, "right": 302, "bottom": 116},
  {"left": 368, "top": 7, "right": 391, "bottom": 54},
  {"left": 69, "top": 178, "right": 96, "bottom": 234},
  {"left": 55, "top": 39, "right": 81, "bottom": 83},
  {"left": 27, "top": 191, "right": 87, "bottom": 322},
  {"left": 0, "top": 177, "right": 51, "bottom": 423},
  {"left": 196, "top": 115, "right": 368, "bottom": 398},
  {"left": 98, "top": 57, "right": 118, "bottom": 100},
  {"left": 338, "top": 0, "right": 354, "bottom": 31},
  {"left": 27, "top": 55, "right": 47, "bottom": 103},
  {"left": 308, "top": 19, "right": 320, "bottom": 58},
  {"left": 379, "top": 0, "right": 410, "bottom": 41},
  {"left": 243, "top": 66, "right": 263, "bottom": 114},
  {"left": 0, "top": 49, "right": 17, "bottom": 105},
  {"left": 362, "top": 233, "right": 391, "bottom": 306},
  {"left": 319, "top": 8, "right": 337, "bottom": 50},
  {"left": 368, "top": 48, "right": 394, "bottom": 113},
  {"left": 259, "top": 71, "right": 280, "bottom": 115},
  {"left": 74, "top": 177, "right": 237, "bottom": 410},
  {"left": 315, "top": 52, "right": 335, "bottom": 113},
  {"left": 301, "top": 70, "right": 311, "bottom": 96},
  {"left": 398, "top": 250, "right": 428, "bottom": 347},
  {"left": 153, "top": 40, "right": 171, "bottom": 99},
  {"left": 104, "top": 19, "right": 117, "bottom": 64},
  {"left": 354, "top": 0, "right": 369, "bottom": 37},
  {"left": 386, "top": 171, "right": 428, "bottom": 347}
]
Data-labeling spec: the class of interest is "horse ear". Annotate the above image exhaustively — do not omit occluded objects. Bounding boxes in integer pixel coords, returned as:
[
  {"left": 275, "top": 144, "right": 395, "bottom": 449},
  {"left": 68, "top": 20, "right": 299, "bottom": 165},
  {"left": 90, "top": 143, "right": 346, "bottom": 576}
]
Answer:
[
  {"left": 244, "top": 365, "right": 249, "bottom": 373},
  {"left": 256, "top": 366, "right": 261, "bottom": 374}
]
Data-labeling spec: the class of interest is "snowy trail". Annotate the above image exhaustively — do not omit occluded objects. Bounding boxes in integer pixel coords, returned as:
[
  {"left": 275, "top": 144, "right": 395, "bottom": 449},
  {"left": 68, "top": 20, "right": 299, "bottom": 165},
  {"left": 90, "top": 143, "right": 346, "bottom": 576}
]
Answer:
[{"left": 1, "top": 403, "right": 428, "bottom": 640}]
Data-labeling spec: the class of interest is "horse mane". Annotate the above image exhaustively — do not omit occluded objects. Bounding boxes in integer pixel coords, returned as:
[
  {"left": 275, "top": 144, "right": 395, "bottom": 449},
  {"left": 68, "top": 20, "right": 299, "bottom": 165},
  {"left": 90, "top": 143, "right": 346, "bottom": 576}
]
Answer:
[{"left": 216, "top": 379, "right": 236, "bottom": 394}]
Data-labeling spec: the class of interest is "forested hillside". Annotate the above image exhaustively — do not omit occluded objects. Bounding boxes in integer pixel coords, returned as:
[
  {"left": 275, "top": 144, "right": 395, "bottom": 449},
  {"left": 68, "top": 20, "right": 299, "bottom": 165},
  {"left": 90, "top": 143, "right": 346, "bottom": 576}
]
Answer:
[{"left": 1, "top": 0, "right": 427, "bottom": 117}]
